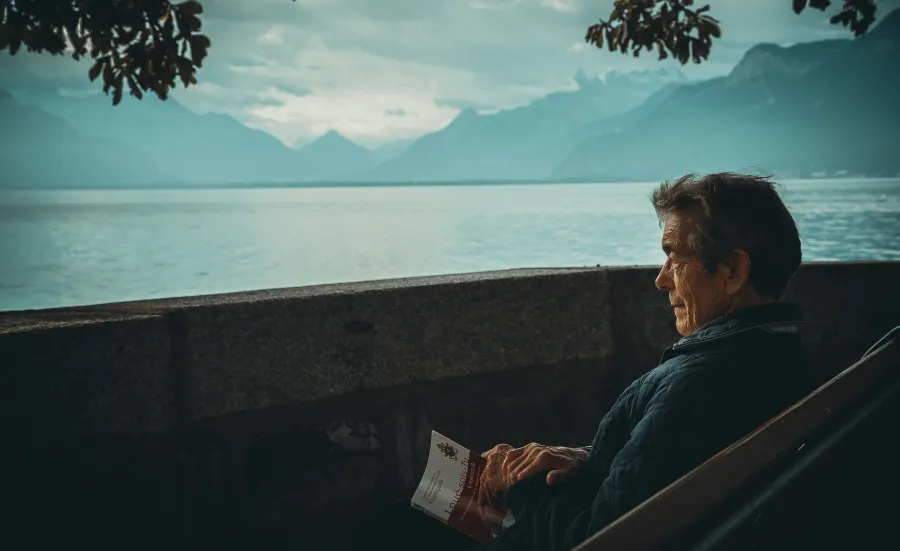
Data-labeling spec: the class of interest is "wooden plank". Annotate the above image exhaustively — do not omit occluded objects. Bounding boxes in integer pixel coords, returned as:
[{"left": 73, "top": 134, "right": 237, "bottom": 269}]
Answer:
[{"left": 573, "top": 336, "right": 900, "bottom": 551}]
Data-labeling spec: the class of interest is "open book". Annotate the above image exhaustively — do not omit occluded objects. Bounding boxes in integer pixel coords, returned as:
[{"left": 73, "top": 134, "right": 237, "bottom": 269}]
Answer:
[{"left": 410, "top": 431, "right": 515, "bottom": 543}]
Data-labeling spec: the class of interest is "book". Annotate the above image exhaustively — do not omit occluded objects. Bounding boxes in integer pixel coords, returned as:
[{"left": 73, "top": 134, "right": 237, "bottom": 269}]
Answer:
[{"left": 410, "top": 430, "right": 515, "bottom": 543}]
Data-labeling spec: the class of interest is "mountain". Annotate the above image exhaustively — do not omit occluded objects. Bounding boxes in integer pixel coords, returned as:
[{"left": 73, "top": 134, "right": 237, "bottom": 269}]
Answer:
[
  {"left": 372, "top": 138, "right": 416, "bottom": 163},
  {"left": 16, "top": 91, "right": 376, "bottom": 184},
  {"left": 16, "top": 91, "right": 313, "bottom": 184},
  {"left": 552, "top": 9, "right": 900, "bottom": 180},
  {"left": 367, "top": 68, "right": 686, "bottom": 182},
  {"left": 521, "top": 81, "right": 684, "bottom": 177},
  {"left": 0, "top": 90, "right": 172, "bottom": 188},
  {"left": 294, "top": 131, "right": 377, "bottom": 179}
]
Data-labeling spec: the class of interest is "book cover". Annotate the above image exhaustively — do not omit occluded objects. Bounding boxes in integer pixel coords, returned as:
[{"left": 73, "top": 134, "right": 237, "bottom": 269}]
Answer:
[{"left": 410, "top": 430, "right": 515, "bottom": 543}]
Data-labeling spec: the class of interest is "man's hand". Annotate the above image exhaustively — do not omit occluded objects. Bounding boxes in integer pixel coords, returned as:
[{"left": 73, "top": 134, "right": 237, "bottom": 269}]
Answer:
[
  {"left": 503, "top": 443, "right": 588, "bottom": 486},
  {"left": 476, "top": 442, "right": 589, "bottom": 510},
  {"left": 478, "top": 443, "right": 514, "bottom": 508}
]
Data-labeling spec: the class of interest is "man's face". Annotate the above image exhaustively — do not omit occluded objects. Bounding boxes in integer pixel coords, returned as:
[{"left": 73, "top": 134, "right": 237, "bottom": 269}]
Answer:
[{"left": 655, "top": 212, "right": 733, "bottom": 336}]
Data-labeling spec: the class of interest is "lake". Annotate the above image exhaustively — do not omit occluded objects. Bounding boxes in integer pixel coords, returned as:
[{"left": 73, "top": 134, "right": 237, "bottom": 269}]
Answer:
[{"left": 1, "top": 179, "right": 898, "bottom": 312}]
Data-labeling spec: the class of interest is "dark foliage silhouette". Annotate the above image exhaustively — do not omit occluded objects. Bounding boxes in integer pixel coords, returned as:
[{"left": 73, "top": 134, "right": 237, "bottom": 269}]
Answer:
[{"left": 0, "top": 1, "right": 880, "bottom": 104}]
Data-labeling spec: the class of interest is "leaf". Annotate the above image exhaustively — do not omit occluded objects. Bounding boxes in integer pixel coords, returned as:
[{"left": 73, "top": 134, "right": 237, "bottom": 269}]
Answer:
[
  {"left": 190, "top": 34, "right": 211, "bottom": 50},
  {"left": 657, "top": 41, "right": 668, "bottom": 60},
  {"left": 88, "top": 59, "right": 104, "bottom": 81},
  {"left": 809, "top": 0, "right": 832, "bottom": 10},
  {"left": 127, "top": 74, "right": 143, "bottom": 99},
  {"left": 181, "top": 13, "right": 202, "bottom": 32},
  {"left": 112, "top": 85, "right": 123, "bottom": 106},
  {"left": 792, "top": 0, "right": 808, "bottom": 14},
  {"left": 9, "top": 34, "right": 22, "bottom": 55},
  {"left": 177, "top": 1, "right": 204, "bottom": 16}
]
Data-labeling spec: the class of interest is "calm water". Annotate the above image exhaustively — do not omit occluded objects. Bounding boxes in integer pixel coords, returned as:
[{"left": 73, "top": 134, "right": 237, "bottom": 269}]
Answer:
[{"left": 1, "top": 179, "right": 898, "bottom": 312}]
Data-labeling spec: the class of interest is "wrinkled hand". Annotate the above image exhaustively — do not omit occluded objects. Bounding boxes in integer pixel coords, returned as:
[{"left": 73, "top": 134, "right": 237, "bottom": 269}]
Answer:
[
  {"left": 503, "top": 443, "right": 588, "bottom": 486},
  {"left": 477, "top": 443, "right": 514, "bottom": 509},
  {"left": 476, "top": 442, "right": 589, "bottom": 510}
]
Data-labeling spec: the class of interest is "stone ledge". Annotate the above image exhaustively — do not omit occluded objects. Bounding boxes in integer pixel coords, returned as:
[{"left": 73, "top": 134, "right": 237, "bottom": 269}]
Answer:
[
  {"left": 0, "top": 312, "right": 176, "bottom": 447},
  {"left": 88, "top": 267, "right": 606, "bottom": 311},
  {"left": 2, "top": 263, "right": 898, "bottom": 444},
  {"left": 143, "top": 268, "right": 614, "bottom": 421}
]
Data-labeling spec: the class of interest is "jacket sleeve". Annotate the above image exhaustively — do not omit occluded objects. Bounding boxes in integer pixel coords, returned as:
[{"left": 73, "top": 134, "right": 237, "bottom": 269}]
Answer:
[{"left": 504, "top": 374, "right": 707, "bottom": 551}]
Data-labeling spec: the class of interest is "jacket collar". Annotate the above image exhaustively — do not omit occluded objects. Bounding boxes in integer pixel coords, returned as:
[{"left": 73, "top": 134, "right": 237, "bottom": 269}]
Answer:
[{"left": 671, "top": 302, "right": 805, "bottom": 352}]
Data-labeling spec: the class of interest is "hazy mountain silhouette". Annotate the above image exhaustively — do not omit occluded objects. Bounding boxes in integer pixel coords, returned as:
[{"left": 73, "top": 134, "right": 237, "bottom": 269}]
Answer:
[
  {"left": 295, "top": 130, "right": 378, "bottom": 179},
  {"left": 0, "top": 90, "right": 171, "bottom": 188},
  {"left": 552, "top": 9, "right": 900, "bottom": 180},
  {"left": 372, "top": 138, "right": 416, "bottom": 163},
  {"left": 520, "top": 81, "right": 684, "bottom": 177},
  {"left": 5, "top": 8, "right": 899, "bottom": 188},
  {"left": 367, "top": 69, "right": 686, "bottom": 181},
  {"left": 15, "top": 91, "right": 377, "bottom": 184},
  {"left": 17, "top": 92, "right": 308, "bottom": 184}
]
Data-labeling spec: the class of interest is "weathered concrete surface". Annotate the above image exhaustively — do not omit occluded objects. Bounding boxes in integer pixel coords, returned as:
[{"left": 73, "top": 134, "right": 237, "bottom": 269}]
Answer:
[
  {"left": 101, "top": 268, "right": 614, "bottom": 421},
  {"left": 0, "top": 311, "right": 176, "bottom": 447},
  {"left": 782, "top": 262, "right": 900, "bottom": 383},
  {"left": 1, "top": 263, "right": 898, "bottom": 548}
]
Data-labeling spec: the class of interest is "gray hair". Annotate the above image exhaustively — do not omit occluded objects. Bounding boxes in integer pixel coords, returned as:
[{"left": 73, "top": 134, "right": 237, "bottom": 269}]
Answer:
[{"left": 651, "top": 172, "right": 802, "bottom": 299}]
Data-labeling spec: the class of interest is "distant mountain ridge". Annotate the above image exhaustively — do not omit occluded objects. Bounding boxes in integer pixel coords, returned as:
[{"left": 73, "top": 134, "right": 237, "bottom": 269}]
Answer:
[
  {"left": 295, "top": 130, "right": 378, "bottom": 179},
  {"left": 552, "top": 8, "right": 900, "bottom": 180},
  {"left": 14, "top": 91, "right": 381, "bottom": 184},
  {"left": 367, "top": 68, "right": 687, "bottom": 182},
  {"left": 0, "top": 90, "right": 172, "bottom": 188},
  {"left": 3, "top": 9, "right": 898, "bottom": 188}
]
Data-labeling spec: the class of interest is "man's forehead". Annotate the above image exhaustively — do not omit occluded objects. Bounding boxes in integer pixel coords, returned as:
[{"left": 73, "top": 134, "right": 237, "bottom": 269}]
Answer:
[{"left": 660, "top": 213, "right": 693, "bottom": 247}]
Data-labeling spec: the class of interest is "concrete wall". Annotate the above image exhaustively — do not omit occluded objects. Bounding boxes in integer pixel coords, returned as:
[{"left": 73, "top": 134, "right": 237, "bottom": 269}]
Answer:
[{"left": 1, "top": 262, "right": 898, "bottom": 548}]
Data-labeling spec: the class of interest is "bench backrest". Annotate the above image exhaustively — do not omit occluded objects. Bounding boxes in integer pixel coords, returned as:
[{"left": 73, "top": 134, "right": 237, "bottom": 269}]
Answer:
[{"left": 573, "top": 330, "right": 900, "bottom": 551}]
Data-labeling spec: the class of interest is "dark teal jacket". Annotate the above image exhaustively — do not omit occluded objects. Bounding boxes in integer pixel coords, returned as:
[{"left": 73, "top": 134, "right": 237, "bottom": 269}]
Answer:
[{"left": 490, "top": 302, "right": 811, "bottom": 551}]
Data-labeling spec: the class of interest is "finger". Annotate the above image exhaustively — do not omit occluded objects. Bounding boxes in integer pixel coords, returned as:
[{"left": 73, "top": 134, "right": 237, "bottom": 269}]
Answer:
[
  {"left": 511, "top": 451, "right": 553, "bottom": 482},
  {"left": 509, "top": 450, "right": 548, "bottom": 480},
  {"left": 485, "top": 453, "right": 502, "bottom": 476},
  {"left": 510, "top": 447, "right": 546, "bottom": 481},
  {"left": 500, "top": 446, "right": 526, "bottom": 477},
  {"left": 546, "top": 466, "right": 571, "bottom": 486},
  {"left": 478, "top": 470, "right": 495, "bottom": 505},
  {"left": 505, "top": 446, "right": 525, "bottom": 462},
  {"left": 482, "top": 443, "right": 511, "bottom": 459},
  {"left": 505, "top": 446, "right": 539, "bottom": 476}
]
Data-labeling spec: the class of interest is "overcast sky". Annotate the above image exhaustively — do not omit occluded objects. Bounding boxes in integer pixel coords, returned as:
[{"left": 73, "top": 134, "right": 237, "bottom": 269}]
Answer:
[{"left": 4, "top": 0, "right": 898, "bottom": 147}]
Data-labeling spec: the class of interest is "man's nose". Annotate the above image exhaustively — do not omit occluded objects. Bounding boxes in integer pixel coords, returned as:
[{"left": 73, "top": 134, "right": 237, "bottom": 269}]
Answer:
[{"left": 656, "top": 264, "right": 673, "bottom": 291}]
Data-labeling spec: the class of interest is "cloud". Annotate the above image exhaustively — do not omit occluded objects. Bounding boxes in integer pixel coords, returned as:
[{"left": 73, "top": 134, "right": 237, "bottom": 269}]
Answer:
[
  {"left": 434, "top": 98, "right": 496, "bottom": 111},
  {"left": 10, "top": 0, "right": 896, "bottom": 147},
  {"left": 257, "top": 26, "right": 285, "bottom": 45},
  {"left": 541, "top": 0, "right": 577, "bottom": 12},
  {"left": 166, "top": 0, "right": 895, "bottom": 144}
]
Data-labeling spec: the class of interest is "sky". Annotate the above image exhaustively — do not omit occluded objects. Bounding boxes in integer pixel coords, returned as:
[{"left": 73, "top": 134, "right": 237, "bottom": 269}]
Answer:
[{"left": 3, "top": 0, "right": 898, "bottom": 148}]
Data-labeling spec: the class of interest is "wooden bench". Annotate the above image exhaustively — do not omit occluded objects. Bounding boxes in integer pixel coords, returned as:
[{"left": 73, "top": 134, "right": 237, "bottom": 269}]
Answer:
[{"left": 573, "top": 327, "right": 900, "bottom": 551}]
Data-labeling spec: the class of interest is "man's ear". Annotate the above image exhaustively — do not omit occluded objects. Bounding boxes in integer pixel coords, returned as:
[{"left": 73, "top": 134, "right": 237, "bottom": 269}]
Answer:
[{"left": 724, "top": 249, "right": 752, "bottom": 296}]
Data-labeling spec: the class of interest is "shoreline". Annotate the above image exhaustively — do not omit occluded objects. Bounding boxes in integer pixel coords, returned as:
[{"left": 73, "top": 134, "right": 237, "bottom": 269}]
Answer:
[{"left": 1, "top": 175, "right": 898, "bottom": 192}]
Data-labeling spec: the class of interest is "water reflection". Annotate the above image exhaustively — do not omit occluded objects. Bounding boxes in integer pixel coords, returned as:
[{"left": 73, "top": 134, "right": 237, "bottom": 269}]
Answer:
[{"left": 0, "top": 179, "right": 897, "bottom": 311}]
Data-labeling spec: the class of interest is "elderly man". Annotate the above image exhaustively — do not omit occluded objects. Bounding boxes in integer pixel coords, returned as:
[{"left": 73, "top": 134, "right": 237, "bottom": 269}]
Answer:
[
  {"left": 477, "top": 172, "right": 810, "bottom": 551},
  {"left": 351, "top": 172, "right": 810, "bottom": 551}
]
